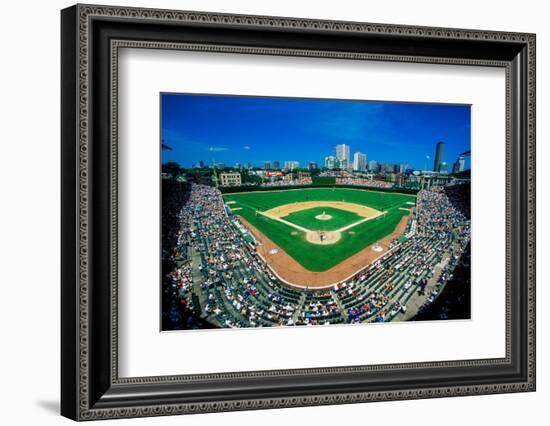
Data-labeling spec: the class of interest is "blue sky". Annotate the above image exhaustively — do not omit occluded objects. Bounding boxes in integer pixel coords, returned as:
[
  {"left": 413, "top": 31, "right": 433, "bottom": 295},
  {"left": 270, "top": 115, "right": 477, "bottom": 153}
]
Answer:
[{"left": 161, "top": 93, "right": 471, "bottom": 170}]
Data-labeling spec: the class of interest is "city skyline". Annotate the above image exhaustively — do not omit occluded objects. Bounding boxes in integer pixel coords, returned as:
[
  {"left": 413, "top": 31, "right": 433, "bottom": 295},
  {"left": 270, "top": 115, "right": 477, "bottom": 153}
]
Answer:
[{"left": 162, "top": 94, "right": 471, "bottom": 171}]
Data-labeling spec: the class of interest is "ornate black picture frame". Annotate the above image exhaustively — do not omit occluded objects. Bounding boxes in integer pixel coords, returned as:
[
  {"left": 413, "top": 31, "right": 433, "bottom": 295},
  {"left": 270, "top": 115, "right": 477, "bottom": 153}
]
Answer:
[{"left": 61, "top": 4, "right": 536, "bottom": 421}]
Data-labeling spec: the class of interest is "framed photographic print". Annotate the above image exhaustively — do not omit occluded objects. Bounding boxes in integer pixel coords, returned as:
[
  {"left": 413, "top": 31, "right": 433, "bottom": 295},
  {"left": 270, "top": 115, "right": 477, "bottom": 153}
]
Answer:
[{"left": 61, "top": 4, "right": 536, "bottom": 421}]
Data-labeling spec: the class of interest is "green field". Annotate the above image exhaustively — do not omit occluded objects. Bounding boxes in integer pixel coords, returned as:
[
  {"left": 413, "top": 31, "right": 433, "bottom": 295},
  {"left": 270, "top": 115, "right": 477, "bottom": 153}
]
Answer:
[
  {"left": 283, "top": 207, "right": 362, "bottom": 231},
  {"left": 224, "top": 188, "right": 415, "bottom": 272}
]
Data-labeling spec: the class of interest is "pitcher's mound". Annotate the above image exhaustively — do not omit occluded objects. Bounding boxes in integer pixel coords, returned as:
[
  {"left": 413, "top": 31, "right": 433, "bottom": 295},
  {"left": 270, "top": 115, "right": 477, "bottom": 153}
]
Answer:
[{"left": 315, "top": 213, "right": 332, "bottom": 221}]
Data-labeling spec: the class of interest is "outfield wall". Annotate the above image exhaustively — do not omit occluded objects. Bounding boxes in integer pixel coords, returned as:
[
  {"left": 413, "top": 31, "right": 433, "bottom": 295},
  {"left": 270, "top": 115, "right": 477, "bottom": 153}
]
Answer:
[{"left": 311, "top": 176, "right": 336, "bottom": 185}]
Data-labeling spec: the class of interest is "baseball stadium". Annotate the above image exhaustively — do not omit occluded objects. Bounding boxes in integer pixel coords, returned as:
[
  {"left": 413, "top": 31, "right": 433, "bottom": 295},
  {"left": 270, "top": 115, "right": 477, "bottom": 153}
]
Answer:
[{"left": 162, "top": 179, "right": 470, "bottom": 330}]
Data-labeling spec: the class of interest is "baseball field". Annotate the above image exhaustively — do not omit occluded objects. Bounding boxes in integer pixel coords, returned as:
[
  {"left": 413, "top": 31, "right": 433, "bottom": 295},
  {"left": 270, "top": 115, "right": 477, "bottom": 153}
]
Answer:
[{"left": 223, "top": 188, "right": 416, "bottom": 273}]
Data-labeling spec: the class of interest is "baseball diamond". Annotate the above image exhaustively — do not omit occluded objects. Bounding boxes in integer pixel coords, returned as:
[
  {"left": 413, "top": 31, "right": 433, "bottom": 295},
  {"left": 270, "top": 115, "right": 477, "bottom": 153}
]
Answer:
[{"left": 223, "top": 188, "right": 415, "bottom": 278}]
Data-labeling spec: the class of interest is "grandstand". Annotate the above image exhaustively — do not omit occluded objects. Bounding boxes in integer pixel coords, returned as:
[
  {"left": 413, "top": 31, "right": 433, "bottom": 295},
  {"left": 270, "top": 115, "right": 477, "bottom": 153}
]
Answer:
[{"left": 162, "top": 182, "right": 471, "bottom": 330}]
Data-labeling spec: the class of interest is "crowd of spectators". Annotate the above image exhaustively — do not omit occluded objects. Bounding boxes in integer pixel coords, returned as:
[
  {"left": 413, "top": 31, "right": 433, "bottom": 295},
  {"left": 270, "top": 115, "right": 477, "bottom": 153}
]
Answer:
[
  {"left": 329, "top": 185, "right": 470, "bottom": 322},
  {"left": 319, "top": 170, "right": 354, "bottom": 178},
  {"left": 162, "top": 179, "right": 214, "bottom": 330},
  {"left": 260, "top": 177, "right": 312, "bottom": 187},
  {"left": 163, "top": 182, "right": 471, "bottom": 330},
  {"left": 413, "top": 184, "right": 471, "bottom": 319},
  {"left": 416, "top": 187, "right": 470, "bottom": 244},
  {"left": 295, "top": 292, "right": 343, "bottom": 326},
  {"left": 169, "top": 184, "right": 304, "bottom": 328},
  {"left": 444, "top": 182, "right": 471, "bottom": 219},
  {"left": 161, "top": 179, "right": 189, "bottom": 264},
  {"left": 335, "top": 177, "right": 393, "bottom": 189}
]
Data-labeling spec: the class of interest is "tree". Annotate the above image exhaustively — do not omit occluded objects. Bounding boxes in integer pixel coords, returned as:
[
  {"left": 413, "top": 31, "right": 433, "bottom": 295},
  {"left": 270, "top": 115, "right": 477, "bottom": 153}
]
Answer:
[
  {"left": 162, "top": 162, "right": 183, "bottom": 176},
  {"left": 240, "top": 168, "right": 261, "bottom": 184}
]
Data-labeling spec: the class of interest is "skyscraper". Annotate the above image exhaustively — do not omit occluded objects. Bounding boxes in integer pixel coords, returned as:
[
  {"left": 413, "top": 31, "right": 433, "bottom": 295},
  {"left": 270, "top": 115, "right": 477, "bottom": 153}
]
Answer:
[
  {"left": 433, "top": 141, "right": 445, "bottom": 172},
  {"left": 308, "top": 161, "right": 318, "bottom": 170},
  {"left": 272, "top": 160, "right": 280, "bottom": 169},
  {"left": 325, "top": 155, "right": 337, "bottom": 170},
  {"left": 336, "top": 144, "right": 350, "bottom": 170},
  {"left": 264, "top": 161, "right": 271, "bottom": 170},
  {"left": 284, "top": 161, "right": 300, "bottom": 170},
  {"left": 353, "top": 152, "right": 367, "bottom": 171},
  {"left": 452, "top": 156, "right": 465, "bottom": 174}
]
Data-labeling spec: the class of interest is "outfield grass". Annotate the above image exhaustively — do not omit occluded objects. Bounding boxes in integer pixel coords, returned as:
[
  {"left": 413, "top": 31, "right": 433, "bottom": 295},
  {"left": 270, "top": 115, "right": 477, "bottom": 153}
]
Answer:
[
  {"left": 224, "top": 187, "right": 413, "bottom": 211},
  {"left": 283, "top": 206, "right": 362, "bottom": 231},
  {"left": 223, "top": 188, "right": 415, "bottom": 272}
]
